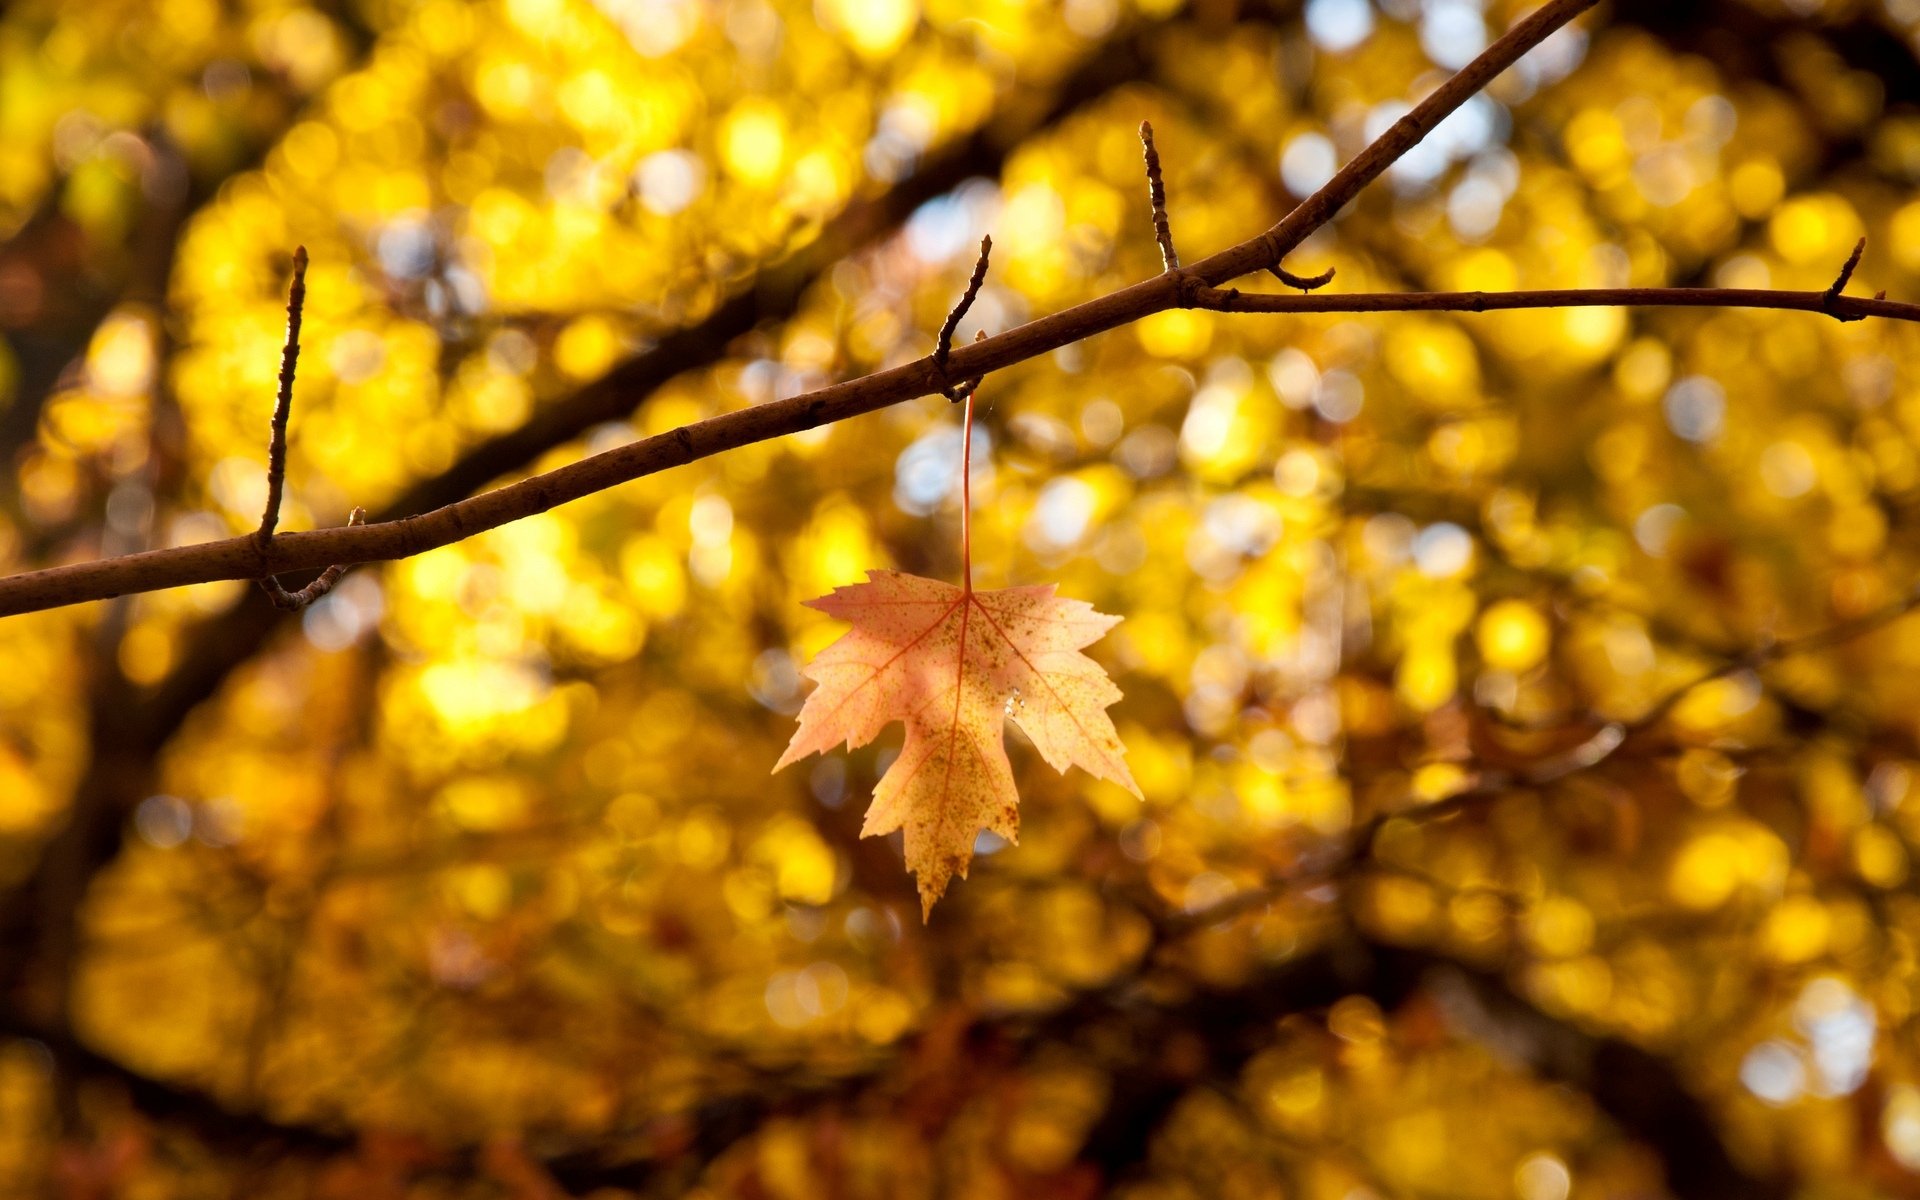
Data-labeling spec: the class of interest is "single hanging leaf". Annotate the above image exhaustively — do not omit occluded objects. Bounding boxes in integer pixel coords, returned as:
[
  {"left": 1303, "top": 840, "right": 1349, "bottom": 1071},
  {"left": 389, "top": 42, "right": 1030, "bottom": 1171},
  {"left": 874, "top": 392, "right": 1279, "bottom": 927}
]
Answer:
[{"left": 776, "top": 569, "right": 1139, "bottom": 915}]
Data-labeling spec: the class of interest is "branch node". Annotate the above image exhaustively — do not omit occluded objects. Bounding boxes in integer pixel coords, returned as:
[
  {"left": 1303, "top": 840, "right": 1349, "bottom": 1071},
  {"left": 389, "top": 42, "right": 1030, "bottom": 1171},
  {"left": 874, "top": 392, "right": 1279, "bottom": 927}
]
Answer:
[
  {"left": 1267, "top": 263, "right": 1335, "bottom": 292},
  {"left": 935, "top": 237, "right": 992, "bottom": 400},
  {"left": 1824, "top": 236, "right": 1866, "bottom": 322},
  {"left": 1171, "top": 270, "right": 1212, "bottom": 310},
  {"left": 258, "top": 246, "right": 309, "bottom": 549},
  {"left": 258, "top": 507, "right": 366, "bottom": 611},
  {"left": 1139, "top": 120, "right": 1180, "bottom": 272}
]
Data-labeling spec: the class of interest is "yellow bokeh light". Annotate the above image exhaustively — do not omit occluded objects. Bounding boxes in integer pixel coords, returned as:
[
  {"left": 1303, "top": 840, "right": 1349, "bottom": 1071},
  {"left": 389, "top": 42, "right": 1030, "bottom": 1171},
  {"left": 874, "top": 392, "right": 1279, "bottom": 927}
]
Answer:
[
  {"left": 1728, "top": 159, "right": 1784, "bottom": 219},
  {"left": 554, "top": 313, "right": 624, "bottom": 380},
  {"left": 1396, "top": 646, "right": 1457, "bottom": 713},
  {"left": 818, "top": 0, "right": 919, "bottom": 59},
  {"left": 438, "top": 778, "right": 529, "bottom": 831},
  {"left": 1854, "top": 825, "right": 1908, "bottom": 888},
  {"left": 1526, "top": 895, "right": 1594, "bottom": 958},
  {"left": 1668, "top": 832, "right": 1742, "bottom": 910},
  {"left": 621, "top": 535, "right": 688, "bottom": 619},
  {"left": 1385, "top": 320, "right": 1479, "bottom": 408},
  {"left": 1768, "top": 193, "right": 1863, "bottom": 267},
  {"left": 1762, "top": 895, "right": 1830, "bottom": 962},
  {"left": 86, "top": 309, "right": 155, "bottom": 397},
  {"left": 1475, "top": 600, "right": 1549, "bottom": 673},
  {"left": 720, "top": 100, "right": 787, "bottom": 187},
  {"left": 116, "top": 622, "right": 175, "bottom": 686},
  {"left": 1136, "top": 309, "right": 1213, "bottom": 359},
  {"left": 1891, "top": 200, "right": 1920, "bottom": 273}
]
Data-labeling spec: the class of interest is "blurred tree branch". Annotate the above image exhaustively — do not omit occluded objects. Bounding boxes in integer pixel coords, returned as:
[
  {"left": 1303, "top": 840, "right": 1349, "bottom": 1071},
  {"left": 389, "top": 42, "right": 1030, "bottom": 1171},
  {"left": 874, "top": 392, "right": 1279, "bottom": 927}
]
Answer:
[
  {"left": 1167, "top": 572, "right": 1920, "bottom": 945},
  {"left": 0, "top": 0, "right": 379, "bottom": 464}
]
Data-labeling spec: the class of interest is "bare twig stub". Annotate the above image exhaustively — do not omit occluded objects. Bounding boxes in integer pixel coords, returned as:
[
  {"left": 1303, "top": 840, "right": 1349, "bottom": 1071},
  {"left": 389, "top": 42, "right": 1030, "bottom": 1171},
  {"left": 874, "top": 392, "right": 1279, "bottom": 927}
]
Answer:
[
  {"left": 258, "top": 246, "right": 309, "bottom": 546},
  {"left": 259, "top": 508, "right": 368, "bottom": 610},
  {"left": 1824, "top": 235, "right": 1867, "bottom": 322},
  {"left": 1269, "top": 263, "right": 1336, "bottom": 291},
  {"left": 1139, "top": 120, "right": 1179, "bottom": 272},
  {"left": 936, "top": 236, "right": 992, "bottom": 400}
]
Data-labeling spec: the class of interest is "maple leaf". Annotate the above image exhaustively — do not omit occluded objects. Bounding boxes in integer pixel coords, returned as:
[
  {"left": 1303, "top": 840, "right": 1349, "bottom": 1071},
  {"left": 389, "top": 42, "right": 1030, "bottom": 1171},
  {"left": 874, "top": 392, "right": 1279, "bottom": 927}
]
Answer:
[{"left": 776, "top": 569, "right": 1139, "bottom": 915}]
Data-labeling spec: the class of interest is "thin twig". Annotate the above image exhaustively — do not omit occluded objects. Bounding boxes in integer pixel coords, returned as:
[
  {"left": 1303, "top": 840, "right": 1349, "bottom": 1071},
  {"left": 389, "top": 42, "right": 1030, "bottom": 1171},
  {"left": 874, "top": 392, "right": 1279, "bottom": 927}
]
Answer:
[
  {"left": 1823, "top": 236, "right": 1867, "bottom": 322},
  {"left": 1139, "top": 121, "right": 1179, "bottom": 271},
  {"left": 936, "top": 236, "right": 992, "bottom": 400},
  {"left": 251, "top": 249, "right": 367, "bottom": 611},
  {"left": 258, "top": 246, "right": 308, "bottom": 547},
  {"left": 258, "top": 508, "right": 367, "bottom": 611}
]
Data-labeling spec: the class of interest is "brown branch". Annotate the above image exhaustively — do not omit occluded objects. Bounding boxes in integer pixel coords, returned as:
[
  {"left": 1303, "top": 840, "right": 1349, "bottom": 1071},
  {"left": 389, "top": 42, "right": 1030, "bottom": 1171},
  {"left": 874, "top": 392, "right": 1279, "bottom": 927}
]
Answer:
[
  {"left": 0, "top": 0, "right": 1601, "bottom": 618},
  {"left": 10, "top": 277, "right": 1920, "bottom": 617},
  {"left": 1195, "top": 282, "right": 1920, "bottom": 320},
  {"left": 1138, "top": 120, "right": 1179, "bottom": 271},
  {"left": 258, "top": 246, "right": 308, "bottom": 546}
]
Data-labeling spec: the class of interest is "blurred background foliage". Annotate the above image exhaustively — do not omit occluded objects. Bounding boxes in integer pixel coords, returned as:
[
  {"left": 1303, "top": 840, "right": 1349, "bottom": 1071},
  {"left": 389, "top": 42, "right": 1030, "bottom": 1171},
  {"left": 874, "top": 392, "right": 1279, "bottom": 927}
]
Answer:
[{"left": 5, "top": 0, "right": 1920, "bottom": 1195}]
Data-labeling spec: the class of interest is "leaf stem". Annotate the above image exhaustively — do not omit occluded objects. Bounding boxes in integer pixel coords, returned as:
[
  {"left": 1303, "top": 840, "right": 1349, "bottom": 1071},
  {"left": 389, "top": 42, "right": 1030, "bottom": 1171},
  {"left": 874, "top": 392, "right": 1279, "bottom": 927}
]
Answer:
[{"left": 961, "top": 386, "right": 974, "bottom": 595}]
